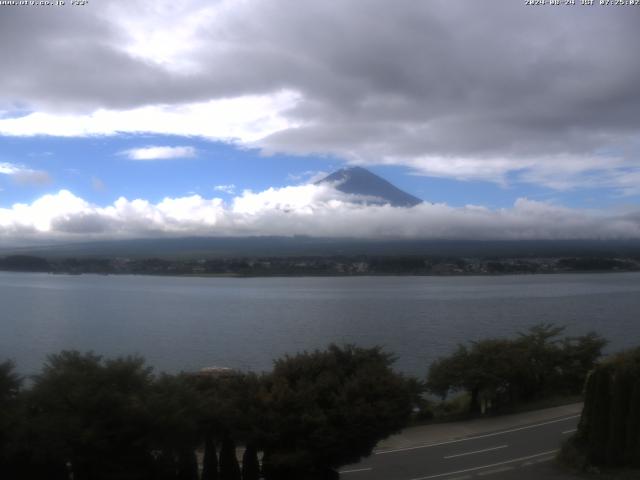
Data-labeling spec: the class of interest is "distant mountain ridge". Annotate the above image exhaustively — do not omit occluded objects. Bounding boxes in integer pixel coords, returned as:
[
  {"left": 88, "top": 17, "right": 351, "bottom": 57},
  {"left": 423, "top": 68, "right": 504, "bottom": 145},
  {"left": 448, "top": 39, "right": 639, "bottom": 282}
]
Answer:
[
  {"left": 316, "top": 166, "right": 423, "bottom": 207},
  {"left": 4, "top": 237, "right": 640, "bottom": 259}
]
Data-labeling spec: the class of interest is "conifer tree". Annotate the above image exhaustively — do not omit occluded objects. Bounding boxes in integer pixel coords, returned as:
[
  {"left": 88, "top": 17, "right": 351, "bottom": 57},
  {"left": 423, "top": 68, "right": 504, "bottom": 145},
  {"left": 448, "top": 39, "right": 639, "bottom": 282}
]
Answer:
[
  {"left": 177, "top": 449, "right": 198, "bottom": 480},
  {"left": 606, "top": 368, "right": 632, "bottom": 465},
  {"left": 202, "top": 434, "right": 219, "bottom": 480},
  {"left": 219, "top": 435, "right": 241, "bottom": 480},
  {"left": 625, "top": 381, "right": 640, "bottom": 467},
  {"left": 241, "top": 443, "right": 260, "bottom": 480},
  {"left": 573, "top": 347, "right": 640, "bottom": 468}
]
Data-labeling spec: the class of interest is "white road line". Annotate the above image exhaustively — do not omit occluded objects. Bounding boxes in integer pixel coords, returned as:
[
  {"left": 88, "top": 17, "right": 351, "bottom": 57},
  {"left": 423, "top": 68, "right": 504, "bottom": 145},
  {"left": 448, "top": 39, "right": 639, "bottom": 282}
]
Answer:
[
  {"left": 477, "top": 466, "right": 514, "bottom": 476},
  {"left": 376, "top": 415, "right": 579, "bottom": 455},
  {"left": 444, "top": 445, "right": 508, "bottom": 459},
  {"left": 408, "top": 449, "right": 559, "bottom": 480},
  {"left": 562, "top": 429, "right": 577, "bottom": 435},
  {"left": 339, "top": 467, "right": 373, "bottom": 474},
  {"left": 530, "top": 456, "right": 555, "bottom": 464}
]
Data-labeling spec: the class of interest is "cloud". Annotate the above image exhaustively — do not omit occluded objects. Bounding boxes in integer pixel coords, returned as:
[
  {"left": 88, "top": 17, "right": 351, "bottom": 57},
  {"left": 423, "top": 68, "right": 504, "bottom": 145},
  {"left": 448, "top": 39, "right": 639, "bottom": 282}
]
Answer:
[
  {"left": 213, "top": 184, "right": 236, "bottom": 195},
  {"left": 0, "top": 163, "right": 21, "bottom": 176},
  {"left": 1, "top": 1, "right": 640, "bottom": 192},
  {"left": 287, "top": 170, "right": 329, "bottom": 184},
  {"left": 0, "top": 184, "right": 639, "bottom": 243},
  {"left": 122, "top": 145, "right": 197, "bottom": 161},
  {"left": 0, "top": 162, "right": 52, "bottom": 186},
  {"left": 0, "top": 91, "right": 299, "bottom": 143}
]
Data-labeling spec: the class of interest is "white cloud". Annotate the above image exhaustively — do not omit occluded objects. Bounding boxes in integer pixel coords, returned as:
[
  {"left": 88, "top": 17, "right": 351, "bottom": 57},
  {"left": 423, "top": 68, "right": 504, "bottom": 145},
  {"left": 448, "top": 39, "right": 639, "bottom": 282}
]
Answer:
[
  {"left": 0, "top": 91, "right": 300, "bottom": 144},
  {"left": 213, "top": 184, "right": 236, "bottom": 195},
  {"left": 0, "top": 162, "right": 51, "bottom": 186},
  {"left": 2, "top": 2, "right": 640, "bottom": 194},
  {"left": 122, "top": 145, "right": 197, "bottom": 161},
  {"left": 0, "top": 184, "right": 639, "bottom": 242},
  {"left": 0, "top": 163, "right": 21, "bottom": 176},
  {"left": 287, "top": 170, "right": 329, "bottom": 184}
]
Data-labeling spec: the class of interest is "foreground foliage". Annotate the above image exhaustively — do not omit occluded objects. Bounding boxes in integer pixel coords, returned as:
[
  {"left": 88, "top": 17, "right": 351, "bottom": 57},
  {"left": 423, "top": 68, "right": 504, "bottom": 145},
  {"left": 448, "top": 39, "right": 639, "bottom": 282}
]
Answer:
[
  {"left": 0, "top": 345, "right": 416, "bottom": 480},
  {"left": 564, "top": 347, "right": 640, "bottom": 469},
  {"left": 260, "top": 345, "right": 416, "bottom": 479},
  {"left": 426, "top": 324, "right": 606, "bottom": 413}
]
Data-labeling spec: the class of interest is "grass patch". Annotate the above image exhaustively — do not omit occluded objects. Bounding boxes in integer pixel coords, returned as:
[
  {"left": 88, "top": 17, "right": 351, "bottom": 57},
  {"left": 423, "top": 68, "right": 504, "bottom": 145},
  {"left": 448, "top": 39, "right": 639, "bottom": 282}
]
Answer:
[{"left": 410, "top": 393, "right": 582, "bottom": 427}]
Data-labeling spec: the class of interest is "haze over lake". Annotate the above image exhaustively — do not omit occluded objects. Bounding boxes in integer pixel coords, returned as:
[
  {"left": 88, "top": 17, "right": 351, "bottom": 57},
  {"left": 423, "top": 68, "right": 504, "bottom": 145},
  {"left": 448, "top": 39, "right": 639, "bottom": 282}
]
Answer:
[{"left": 2, "top": 271, "right": 639, "bottom": 377}]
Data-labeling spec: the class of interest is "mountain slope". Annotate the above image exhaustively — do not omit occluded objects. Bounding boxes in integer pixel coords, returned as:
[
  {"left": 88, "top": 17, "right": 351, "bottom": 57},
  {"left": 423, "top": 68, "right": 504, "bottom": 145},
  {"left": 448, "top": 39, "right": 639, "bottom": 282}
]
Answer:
[{"left": 316, "top": 166, "right": 423, "bottom": 207}]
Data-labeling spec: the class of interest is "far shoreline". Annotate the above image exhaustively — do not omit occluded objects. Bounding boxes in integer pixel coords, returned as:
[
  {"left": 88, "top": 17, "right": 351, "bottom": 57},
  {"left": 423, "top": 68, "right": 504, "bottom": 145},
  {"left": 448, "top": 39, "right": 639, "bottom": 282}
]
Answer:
[{"left": 2, "top": 268, "right": 640, "bottom": 280}]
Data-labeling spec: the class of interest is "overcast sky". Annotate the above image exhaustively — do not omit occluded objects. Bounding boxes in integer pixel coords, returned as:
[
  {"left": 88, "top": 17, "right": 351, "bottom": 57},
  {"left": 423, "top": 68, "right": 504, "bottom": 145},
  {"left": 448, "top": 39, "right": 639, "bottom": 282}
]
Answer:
[{"left": 1, "top": 0, "right": 640, "bottom": 242}]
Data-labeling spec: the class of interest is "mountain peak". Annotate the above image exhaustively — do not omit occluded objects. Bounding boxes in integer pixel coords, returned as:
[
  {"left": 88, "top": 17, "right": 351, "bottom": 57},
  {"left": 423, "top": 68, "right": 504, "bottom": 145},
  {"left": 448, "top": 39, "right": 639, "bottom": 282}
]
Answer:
[{"left": 316, "top": 167, "right": 423, "bottom": 207}]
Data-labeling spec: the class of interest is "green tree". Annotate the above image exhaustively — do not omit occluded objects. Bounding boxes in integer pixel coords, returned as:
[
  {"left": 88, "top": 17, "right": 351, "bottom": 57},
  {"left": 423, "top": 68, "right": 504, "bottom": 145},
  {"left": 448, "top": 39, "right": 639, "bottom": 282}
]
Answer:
[
  {"left": 177, "top": 448, "right": 198, "bottom": 480},
  {"left": 147, "top": 373, "right": 204, "bottom": 479},
  {"left": 189, "top": 370, "right": 264, "bottom": 480},
  {"left": 260, "top": 344, "right": 415, "bottom": 479},
  {"left": 427, "top": 339, "right": 530, "bottom": 412},
  {"left": 0, "top": 360, "right": 21, "bottom": 402},
  {"left": 558, "top": 332, "right": 607, "bottom": 393},
  {"left": 573, "top": 347, "right": 640, "bottom": 468},
  {"left": 219, "top": 435, "right": 241, "bottom": 480},
  {"left": 241, "top": 444, "right": 260, "bottom": 480},
  {"left": 426, "top": 324, "right": 606, "bottom": 414},
  {"left": 516, "top": 323, "right": 565, "bottom": 397},
  {"left": 25, "top": 351, "right": 155, "bottom": 480},
  {"left": 201, "top": 434, "right": 219, "bottom": 480},
  {"left": 0, "top": 360, "right": 23, "bottom": 478}
]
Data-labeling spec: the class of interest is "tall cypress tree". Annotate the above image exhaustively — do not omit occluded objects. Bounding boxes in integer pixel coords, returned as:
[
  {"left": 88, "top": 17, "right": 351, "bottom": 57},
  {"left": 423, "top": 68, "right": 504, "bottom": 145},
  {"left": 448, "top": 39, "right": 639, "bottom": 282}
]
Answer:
[
  {"left": 241, "top": 443, "right": 260, "bottom": 480},
  {"left": 177, "top": 448, "right": 198, "bottom": 480},
  {"left": 219, "top": 435, "right": 241, "bottom": 480},
  {"left": 154, "top": 450, "right": 178, "bottom": 480},
  {"left": 577, "top": 370, "right": 596, "bottom": 442},
  {"left": 588, "top": 366, "right": 612, "bottom": 465},
  {"left": 575, "top": 347, "right": 640, "bottom": 468},
  {"left": 606, "top": 369, "right": 632, "bottom": 465},
  {"left": 202, "top": 433, "right": 219, "bottom": 480},
  {"left": 624, "top": 371, "right": 640, "bottom": 466}
]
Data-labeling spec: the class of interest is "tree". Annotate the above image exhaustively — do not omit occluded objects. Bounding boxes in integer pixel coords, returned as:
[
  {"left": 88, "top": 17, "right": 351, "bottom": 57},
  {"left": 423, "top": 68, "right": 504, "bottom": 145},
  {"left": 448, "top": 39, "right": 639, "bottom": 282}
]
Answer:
[
  {"left": 0, "top": 360, "right": 23, "bottom": 478},
  {"left": 219, "top": 435, "right": 241, "bottom": 480},
  {"left": 188, "top": 370, "right": 265, "bottom": 480},
  {"left": 147, "top": 373, "right": 204, "bottom": 480},
  {"left": 516, "top": 323, "right": 565, "bottom": 397},
  {"left": 241, "top": 444, "right": 260, "bottom": 480},
  {"left": 25, "top": 351, "right": 155, "bottom": 480},
  {"left": 558, "top": 332, "right": 607, "bottom": 393},
  {"left": 426, "top": 345, "right": 470, "bottom": 400},
  {"left": 426, "top": 339, "right": 530, "bottom": 413},
  {"left": 574, "top": 347, "right": 640, "bottom": 468},
  {"left": 201, "top": 434, "right": 219, "bottom": 480},
  {"left": 260, "top": 344, "right": 416, "bottom": 479},
  {"left": 426, "top": 324, "right": 607, "bottom": 414},
  {"left": 0, "top": 360, "right": 21, "bottom": 403},
  {"left": 177, "top": 448, "right": 198, "bottom": 480}
]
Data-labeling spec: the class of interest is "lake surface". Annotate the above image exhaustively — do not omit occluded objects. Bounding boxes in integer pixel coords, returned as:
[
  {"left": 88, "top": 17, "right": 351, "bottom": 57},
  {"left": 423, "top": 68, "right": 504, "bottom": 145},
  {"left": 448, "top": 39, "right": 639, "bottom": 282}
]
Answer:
[{"left": 1, "top": 271, "right": 639, "bottom": 377}]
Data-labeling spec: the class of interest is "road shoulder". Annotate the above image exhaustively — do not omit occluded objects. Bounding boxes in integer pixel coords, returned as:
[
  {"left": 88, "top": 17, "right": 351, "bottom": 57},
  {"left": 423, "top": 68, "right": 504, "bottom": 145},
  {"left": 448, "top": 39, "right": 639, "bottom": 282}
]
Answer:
[{"left": 376, "top": 403, "right": 583, "bottom": 452}]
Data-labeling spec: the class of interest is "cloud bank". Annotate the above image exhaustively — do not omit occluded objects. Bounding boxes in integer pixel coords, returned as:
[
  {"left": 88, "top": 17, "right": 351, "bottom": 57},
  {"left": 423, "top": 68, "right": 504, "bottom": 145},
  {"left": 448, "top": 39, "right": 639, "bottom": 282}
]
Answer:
[
  {"left": 1, "top": 0, "right": 640, "bottom": 193},
  {"left": 1, "top": 185, "right": 639, "bottom": 243}
]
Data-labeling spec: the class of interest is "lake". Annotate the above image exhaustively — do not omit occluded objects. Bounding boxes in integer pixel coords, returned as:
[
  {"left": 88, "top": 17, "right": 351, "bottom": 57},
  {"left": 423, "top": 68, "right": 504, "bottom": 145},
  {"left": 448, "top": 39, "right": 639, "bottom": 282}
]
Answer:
[{"left": 1, "top": 271, "right": 639, "bottom": 377}]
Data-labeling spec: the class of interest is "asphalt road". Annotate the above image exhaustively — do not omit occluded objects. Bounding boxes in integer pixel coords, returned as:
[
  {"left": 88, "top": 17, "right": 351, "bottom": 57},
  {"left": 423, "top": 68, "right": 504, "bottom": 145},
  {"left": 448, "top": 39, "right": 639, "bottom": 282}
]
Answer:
[{"left": 339, "top": 408, "right": 582, "bottom": 480}]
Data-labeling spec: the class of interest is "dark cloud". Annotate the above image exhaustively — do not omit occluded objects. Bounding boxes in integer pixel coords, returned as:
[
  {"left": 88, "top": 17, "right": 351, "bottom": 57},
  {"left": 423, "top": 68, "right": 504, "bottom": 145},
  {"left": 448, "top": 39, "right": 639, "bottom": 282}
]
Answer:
[{"left": 1, "top": 0, "right": 640, "bottom": 187}]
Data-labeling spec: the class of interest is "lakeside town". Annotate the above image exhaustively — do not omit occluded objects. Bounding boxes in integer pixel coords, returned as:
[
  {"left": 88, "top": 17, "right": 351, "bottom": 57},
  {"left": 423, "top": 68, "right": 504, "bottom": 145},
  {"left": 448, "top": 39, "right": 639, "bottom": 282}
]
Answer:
[{"left": 1, "top": 254, "right": 639, "bottom": 277}]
